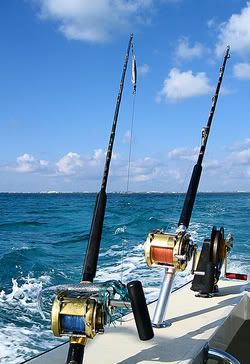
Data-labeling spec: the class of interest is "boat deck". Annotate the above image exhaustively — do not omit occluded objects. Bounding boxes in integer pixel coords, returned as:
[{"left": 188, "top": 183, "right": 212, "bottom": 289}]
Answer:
[{"left": 25, "top": 279, "right": 249, "bottom": 364}]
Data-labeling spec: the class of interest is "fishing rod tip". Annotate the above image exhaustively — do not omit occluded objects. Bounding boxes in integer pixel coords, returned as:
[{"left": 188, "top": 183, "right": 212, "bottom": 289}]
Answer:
[{"left": 225, "top": 45, "right": 231, "bottom": 58}]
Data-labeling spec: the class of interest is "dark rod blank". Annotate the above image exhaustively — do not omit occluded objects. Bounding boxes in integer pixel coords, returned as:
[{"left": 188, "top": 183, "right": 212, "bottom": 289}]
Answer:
[
  {"left": 67, "top": 343, "right": 84, "bottom": 364},
  {"left": 82, "top": 34, "right": 134, "bottom": 283},
  {"left": 178, "top": 46, "right": 230, "bottom": 229}
]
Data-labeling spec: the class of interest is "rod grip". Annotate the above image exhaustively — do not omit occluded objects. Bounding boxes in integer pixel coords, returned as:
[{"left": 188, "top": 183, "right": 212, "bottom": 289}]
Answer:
[
  {"left": 178, "top": 164, "right": 202, "bottom": 228},
  {"left": 67, "top": 343, "right": 84, "bottom": 364},
  {"left": 82, "top": 189, "right": 107, "bottom": 282},
  {"left": 127, "top": 280, "right": 154, "bottom": 341}
]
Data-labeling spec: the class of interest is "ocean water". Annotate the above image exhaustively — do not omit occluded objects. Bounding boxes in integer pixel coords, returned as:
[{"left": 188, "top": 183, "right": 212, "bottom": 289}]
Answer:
[{"left": 0, "top": 192, "right": 250, "bottom": 363}]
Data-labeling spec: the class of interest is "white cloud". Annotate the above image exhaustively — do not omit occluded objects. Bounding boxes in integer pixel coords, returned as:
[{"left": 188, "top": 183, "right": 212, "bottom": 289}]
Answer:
[
  {"left": 158, "top": 68, "right": 212, "bottom": 102},
  {"left": 14, "top": 154, "right": 49, "bottom": 173},
  {"left": 176, "top": 38, "right": 205, "bottom": 60},
  {"left": 203, "top": 160, "right": 221, "bottom": 170},
  {"left": 215, "top": 2, "right": 250, "bottom": 56},
  {"left": 35, "top": 0, "right": 154, "bottom": 42},
  {"left": 230, "top": 148, "right": 250, "bottom": 165},
  {"left": 3, "top": 141, "right": 250, "bottom": 191},
  {"left": 56, "top": 152, "right": 82, "bottom": 175},
  {"left": 228, "top": 138, "right": 250, "bottom": 165},
  {"left": 207, "top": 18, "right": 216, "bottom": 29},
  {"left": 55, "top": 149, "right": 120, "bottom": 176},
  {"left": 168, "top": 147, "right": 199, "bottom": 161},
  {"left": 122, "top": 130, "right": 132, "bottom": 144},
  {"left": 233, "top": 63, "right": 250, "bottom": 80},
  {"left": 138, "top": 64, "right": 150, "bottom": 76},
  {"left": 90, "top": 148, "right": 105, "bottom": 165},
  {"left": 128, "top": 157, "right": 182, "bottom": 183}
]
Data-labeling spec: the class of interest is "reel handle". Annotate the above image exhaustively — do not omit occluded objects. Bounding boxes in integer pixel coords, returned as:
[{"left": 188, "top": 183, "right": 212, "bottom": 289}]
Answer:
[
  {"left": 127, "top": 280, "right": 154, "bottom": 341},
  {"left": 225, "top": 273, "right": 248, "bottom": 280}
]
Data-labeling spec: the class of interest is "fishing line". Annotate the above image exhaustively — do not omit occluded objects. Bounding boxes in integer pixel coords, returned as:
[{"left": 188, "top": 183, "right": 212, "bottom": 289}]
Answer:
[
  {"left": 120, "top": 41, "right": 137, "bottom": 284},
  {"left": 126, "top": 93, "right": 136, "bottom": 193}
]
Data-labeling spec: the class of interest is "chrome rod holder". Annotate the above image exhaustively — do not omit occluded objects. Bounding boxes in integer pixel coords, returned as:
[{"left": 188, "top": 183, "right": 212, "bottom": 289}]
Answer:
[
  {"left": 206, "top": 346, "right": 240, "bottom": 364},
  {"left": 152, "top": 267, "right": 175, "bottom": 328}
]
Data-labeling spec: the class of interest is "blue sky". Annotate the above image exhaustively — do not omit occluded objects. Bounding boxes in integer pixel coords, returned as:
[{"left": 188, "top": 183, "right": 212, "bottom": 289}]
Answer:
[{"left": 0, "top": 0, "right": 250, "bottom": 192}]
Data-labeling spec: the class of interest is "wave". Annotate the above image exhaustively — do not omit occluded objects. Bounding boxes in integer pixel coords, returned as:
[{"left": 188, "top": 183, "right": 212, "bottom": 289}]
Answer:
[
  {"left": 0, "top": 275, "right": 64, "bottom": 363},
  {"left": 0, "top": 221, "right": 48, "bottom": 230},
  {"left": 56, "top": 233, "right": 89, "bottom": 245},
  {"left": 0, "top": 193, "right": 250, "bottom": 362}
]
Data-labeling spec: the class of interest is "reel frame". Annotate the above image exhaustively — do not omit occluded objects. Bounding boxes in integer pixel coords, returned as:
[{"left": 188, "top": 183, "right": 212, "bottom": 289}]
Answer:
[
  {"left": 191, "top": 226, "right": 238, "bottom": 297},
  {"left": 51, "top": 294, "right": 104, "bottom": 340},
  {"left": 144, "top": 230, "right": 196, "bottom": 272}
]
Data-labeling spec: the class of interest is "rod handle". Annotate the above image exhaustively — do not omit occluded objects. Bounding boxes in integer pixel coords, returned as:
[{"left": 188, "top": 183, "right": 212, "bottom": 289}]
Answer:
[
  {"left": 127, "top": 280, "right": 154, "bottom": 341},
  {"left": 67, "top": 343, "right": 84, "bottom": 364},
  {"left": 178, "top": 164, "right": 202, "bottom": 228},
  {"left": 82, "top": 189, "right": 107, "bottom": 282}
]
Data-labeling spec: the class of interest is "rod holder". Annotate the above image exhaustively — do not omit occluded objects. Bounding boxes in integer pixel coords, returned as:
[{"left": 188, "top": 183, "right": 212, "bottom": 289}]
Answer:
[
  {"left": 206, "top": 346, "right": 240, "bottom": 364},
  {"left": 152, "top": 267, "right": 175, "bottom": 328}
]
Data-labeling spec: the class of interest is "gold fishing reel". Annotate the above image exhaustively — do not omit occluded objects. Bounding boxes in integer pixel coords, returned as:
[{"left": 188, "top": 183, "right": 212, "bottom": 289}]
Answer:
[
  {"left": 50, "top": 280, "right": 130, "bottom": 343},
  {"left": 144, "top": 230, "right": 196, "bottom": 272},
  {"left": 51, "top": 294, "right": 105, "bottom": 340}
]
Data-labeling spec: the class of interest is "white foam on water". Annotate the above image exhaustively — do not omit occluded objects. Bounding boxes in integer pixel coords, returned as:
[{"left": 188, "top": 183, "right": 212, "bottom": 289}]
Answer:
[
  {"left": 114, "top": 226, "right": 127, "bottom": 234},
  {"left": 0, "top": 275, "right": 63, "bottom": 363}
]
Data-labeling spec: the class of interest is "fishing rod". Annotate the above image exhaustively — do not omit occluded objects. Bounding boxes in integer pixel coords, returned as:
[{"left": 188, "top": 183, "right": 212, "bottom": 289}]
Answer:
[
  {"left": 144, "top": 46, "right": 234, "bottom": 327},
  {"left": 82, "top": 33, "right": 133, "bottom": 283},
  {"left": 49, "top": 34, "right": 153, "bottom": 364},
  {"left": 178, "top": 46, "right": 230, "bottom": 231}
]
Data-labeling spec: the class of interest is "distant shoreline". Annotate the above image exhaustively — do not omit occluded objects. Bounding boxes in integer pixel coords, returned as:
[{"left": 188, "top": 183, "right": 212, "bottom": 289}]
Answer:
[{"left": 0, "top": 191, "right": 249, "bottom": 195}]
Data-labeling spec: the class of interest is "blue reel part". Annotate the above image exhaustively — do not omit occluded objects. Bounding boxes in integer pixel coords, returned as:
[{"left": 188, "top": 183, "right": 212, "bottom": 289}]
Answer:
[{"left": 60, "top": 315, "right": 86, "bottom": 335}]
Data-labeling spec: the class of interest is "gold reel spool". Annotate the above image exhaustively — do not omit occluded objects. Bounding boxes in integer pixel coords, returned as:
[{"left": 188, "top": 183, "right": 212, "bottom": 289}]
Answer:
[{"left": 144, "top": 231, "right": 193, "bottom": 272}]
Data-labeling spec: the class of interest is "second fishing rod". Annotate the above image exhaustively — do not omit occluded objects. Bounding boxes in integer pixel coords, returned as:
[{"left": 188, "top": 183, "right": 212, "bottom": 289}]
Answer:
[{"left": 144, "top": 46, "right": 231, "bottom": 327}]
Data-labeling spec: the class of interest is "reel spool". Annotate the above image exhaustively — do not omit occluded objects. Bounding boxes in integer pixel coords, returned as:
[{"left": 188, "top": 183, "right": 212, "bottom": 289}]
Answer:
[
  {"left": 144, "top": 230, "right": 195, "bottom": 271},
  {"left": 51, "top": 295, "right": 104, "bottom": 340}
]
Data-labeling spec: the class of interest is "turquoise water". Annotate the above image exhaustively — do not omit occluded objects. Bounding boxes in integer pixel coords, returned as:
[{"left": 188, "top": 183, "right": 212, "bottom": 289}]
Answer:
[{"left": 0, "top": 192, "right": 250, "bottom": 363}]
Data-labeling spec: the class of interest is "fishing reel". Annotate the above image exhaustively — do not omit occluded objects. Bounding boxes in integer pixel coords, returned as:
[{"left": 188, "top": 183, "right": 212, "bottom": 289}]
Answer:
[
  {"left": 51, "top": 280, "right": 129, "bottom": 342},
  {"left": 51, "top": 280, "right": 153, "bottom": 344},
  {"left": 144, "top": 228, "right": 196, "bottom": 271},
  {"left": 191, "top": 226, "right": 247, "bottom": 297},
  {"left": 144, "top": 228, "right": 197, "bottom": 327},
  {"left": 52, "top": 291, "right": 105, "bottom": 341}
]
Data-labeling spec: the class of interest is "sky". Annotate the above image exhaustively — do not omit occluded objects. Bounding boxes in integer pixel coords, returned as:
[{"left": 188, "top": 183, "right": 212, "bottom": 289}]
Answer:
[{"left": 0, "top": 0, "right": 250, "bottom": 192}]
